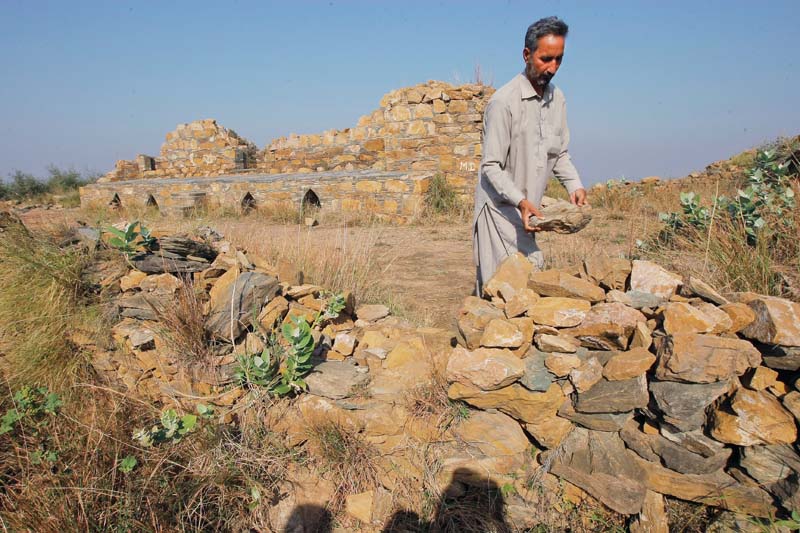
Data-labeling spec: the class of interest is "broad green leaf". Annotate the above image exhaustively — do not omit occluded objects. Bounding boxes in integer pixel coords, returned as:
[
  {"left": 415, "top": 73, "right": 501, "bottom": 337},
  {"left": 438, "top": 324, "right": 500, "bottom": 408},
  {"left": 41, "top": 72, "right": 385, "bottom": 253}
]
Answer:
[
  {"left": 272, "top": 383, "right": 291, "bottom": 396},
  {"left": 119, "top": 455, "right": 137, "bottom": 473},
  {"left": 180, "top": 414, "right": 197, "bottom": 434}
]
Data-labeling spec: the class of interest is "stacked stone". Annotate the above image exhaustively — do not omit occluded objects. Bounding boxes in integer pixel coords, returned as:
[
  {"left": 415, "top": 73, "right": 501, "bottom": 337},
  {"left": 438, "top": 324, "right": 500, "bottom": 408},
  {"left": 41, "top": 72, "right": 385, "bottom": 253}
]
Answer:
[
  {"left": 100, "top": 119, "right": 257, "bottom": 182},
  {"left": 259, "top": 80, "right": 493, "bottom": 195},
  {"left": 449, "top": 253, "right": 800, "bottom": 521}
]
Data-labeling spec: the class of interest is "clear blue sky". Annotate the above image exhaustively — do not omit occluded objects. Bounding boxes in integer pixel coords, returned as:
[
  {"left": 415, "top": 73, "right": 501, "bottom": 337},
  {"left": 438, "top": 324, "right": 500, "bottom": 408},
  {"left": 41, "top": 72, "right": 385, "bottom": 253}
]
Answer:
[{"left": 1, "top": 0, "right": 798, "bottom": 185}]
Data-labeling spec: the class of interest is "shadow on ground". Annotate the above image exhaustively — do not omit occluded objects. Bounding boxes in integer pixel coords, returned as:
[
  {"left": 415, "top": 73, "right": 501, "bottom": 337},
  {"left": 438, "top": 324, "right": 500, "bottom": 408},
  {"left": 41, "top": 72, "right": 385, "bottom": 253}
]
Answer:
[{"left": 283, "top": 468, "right": 510, "bottom": 532}]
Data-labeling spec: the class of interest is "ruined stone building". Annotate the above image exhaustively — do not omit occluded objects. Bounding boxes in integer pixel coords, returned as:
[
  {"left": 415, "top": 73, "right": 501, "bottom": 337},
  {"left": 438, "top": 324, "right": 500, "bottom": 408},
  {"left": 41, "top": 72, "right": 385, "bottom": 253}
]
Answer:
[{"left": 80, "top": 81, "right": 494, "bottom": 221}]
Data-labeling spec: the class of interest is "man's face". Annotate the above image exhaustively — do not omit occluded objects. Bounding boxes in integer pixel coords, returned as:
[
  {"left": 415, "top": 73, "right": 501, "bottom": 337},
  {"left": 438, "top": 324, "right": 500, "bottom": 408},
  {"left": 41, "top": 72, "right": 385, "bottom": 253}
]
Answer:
[{"left": 523, "top": 34, "right": 565, "bottom": 89}]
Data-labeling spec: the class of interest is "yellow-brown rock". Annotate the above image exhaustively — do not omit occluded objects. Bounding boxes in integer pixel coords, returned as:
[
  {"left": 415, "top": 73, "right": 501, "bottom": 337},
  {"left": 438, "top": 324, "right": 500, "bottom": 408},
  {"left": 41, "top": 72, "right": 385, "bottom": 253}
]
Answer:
[
  {"left": 744, "top": 366, "right": 779, "bottom": 391},
  {"left": 120, "top": 270, "right": 147, "bottom": 292},
  {"left": 480, "top": 319, "right": 524, "bottom": 348},
  {"left": 662, "top": 302, "right": 716, "bottom": 335},
  {"left": 544, "top": 353, "right": 582, "bottom": 377},
  {"left": 569, "top": 357, "right": 603, "bottom": 393},
  {"left": 629, "top": 490, "right": 669, "bottom": 533},
  {"left": 504, "top": 288, "right": 540, "bottom": 318},
  {"left": 527, "top": 297, "right": 591, "bottom": 327},
  {"left": 631, "top": 321, "right": 653, "bottom": 350},
  {"left": 656, "top": 332, "right": 761, "bottom": 383},
  {"left": 603, "top": 348, "right": 656, "bottom": 380},
  {"left": 345, "top": 491, "right": 375, "bottom": 524},
  {"left": 691, "top": 302, "right": 733, "bottom": 334},
  {"left": 535, "top": 333, "right": 580, "bottom": 353},
  {"left": 710, "top": 388, "right": 797, "bottom": 446},
  {"left": 783, "top": 391, "right": 800, "bottom": 422},
  {"left": 742, "top": 297, "right": 800, "bottom": 347},
  {"left": 484, "top": 252, "right": 534, "bottom": 301},
  {"left": 258, "top": 295, "right": 289, "bottom": 330},
  {"left": 720, "top": 302, "right": 756, "bottom": 333},
  {"left": 446, "top": 346, "right": 525, "bottom": 391},
  {"left": 456, "top": 296, "right": 505, "bottom": 349},
  {"left": 582, "top": 256, "right": 631, "bottom": 291},
  {"left": 525, "top": 413, "right": 573, "bottom": 449},
  {"left": 528, "top": 270, "right": 606, "bottom": 302},
  {"left": 630, "top": 260, "right": 682, "bottom": 299},
  {"left": 448, "top": 382, "right": 564, "bottom": 424}
]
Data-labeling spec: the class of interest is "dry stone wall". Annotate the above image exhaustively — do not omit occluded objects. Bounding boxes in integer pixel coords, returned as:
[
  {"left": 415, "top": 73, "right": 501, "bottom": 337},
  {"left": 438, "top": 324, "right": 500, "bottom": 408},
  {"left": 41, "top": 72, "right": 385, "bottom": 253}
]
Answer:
[
  {"left": 8, "top": 189, "right": 800, "bottom": 530},
  {"left": 75, "top": 223, "right": 800, "bottom": 529}
]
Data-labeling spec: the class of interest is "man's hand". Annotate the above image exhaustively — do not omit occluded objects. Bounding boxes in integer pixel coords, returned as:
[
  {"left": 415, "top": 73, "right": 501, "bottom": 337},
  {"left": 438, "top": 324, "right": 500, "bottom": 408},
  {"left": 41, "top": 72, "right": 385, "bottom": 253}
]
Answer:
[
  {"left": 570, "top": 188, "right": 590, "bottom": 207},
  {"left": 518, "top": 198, "right": 544, "bottom": 232}
]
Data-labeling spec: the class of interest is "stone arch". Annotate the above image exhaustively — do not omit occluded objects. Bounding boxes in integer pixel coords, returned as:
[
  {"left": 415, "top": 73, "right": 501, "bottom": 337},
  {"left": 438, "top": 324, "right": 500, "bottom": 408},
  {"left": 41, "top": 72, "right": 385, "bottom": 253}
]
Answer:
[
  {"left": 241, "top": 192, "right": 256, "bottom": 213},
  {"left": 145, "top": 194, "right": 159, "bottom": 210},
  {"left": 302, "top": 189, "right": 321, "bottom": 210},
  {"left": 109, "top": 193, "right": 122, "bottom": 209}
]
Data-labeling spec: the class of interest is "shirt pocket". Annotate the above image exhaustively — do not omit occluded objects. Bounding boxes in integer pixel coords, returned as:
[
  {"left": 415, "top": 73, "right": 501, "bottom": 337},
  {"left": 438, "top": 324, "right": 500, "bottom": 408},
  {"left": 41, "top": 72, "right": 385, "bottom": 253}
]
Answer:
[{"left": 543, "top": 123, "right": 562, "bottom": 157}]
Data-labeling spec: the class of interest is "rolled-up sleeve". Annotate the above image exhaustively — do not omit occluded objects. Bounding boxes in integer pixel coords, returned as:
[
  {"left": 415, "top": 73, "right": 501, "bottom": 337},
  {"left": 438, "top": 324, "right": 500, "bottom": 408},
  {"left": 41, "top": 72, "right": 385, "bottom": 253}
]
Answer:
[
  {"left": 480, "top": 99, "right": 525, "bottom": 207},
  {"left": 552, "top": 99, "right": 584, "bottom": 194}
]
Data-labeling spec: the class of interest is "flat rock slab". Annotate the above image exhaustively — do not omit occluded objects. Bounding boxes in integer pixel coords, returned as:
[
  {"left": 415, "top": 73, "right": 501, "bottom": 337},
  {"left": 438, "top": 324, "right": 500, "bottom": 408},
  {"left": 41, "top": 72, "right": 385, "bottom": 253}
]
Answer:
[
  {"left": 550, "top": 427, "right": 646, "bottom": 515},
  {"left": 205, "top": 272, "right": 280, "bottom": 341},
  {"left": 131, "top": 251, "right": 210, "bottom": 274},
  {"left": 655, "top": 332, "right": 761, "bottom": 383},
  {"left": 649, "top": 379, "right": 730, "bottom": 431},
  {"left": 621, "top": 419, "right": 731, "bottom": 475},
  {"left": 446, "top": 346, "right": 524, "bottom": 391},
  {"left": 355, "top": 304, "right": 390, "bottom": 322},
  {"left": 630, "top": 452, "right": 776, "bottom": 517},
  {"left": 557, "top": 399, "right": 632, "bottom": 432},
  {"left": 574, "top": 375, "right": 649, "bottom": 414},
  {"left": 305, "top": 360, "right": 370, "bottom": 400},
  {"left": 529, "top": 198, "right": 592, "bottom": 234},
  {"left": 629, "top": 260, "right": 682, "bottom": 299},
  {"left": 528, "top": 270, "right": 605, "bottom": 302}
]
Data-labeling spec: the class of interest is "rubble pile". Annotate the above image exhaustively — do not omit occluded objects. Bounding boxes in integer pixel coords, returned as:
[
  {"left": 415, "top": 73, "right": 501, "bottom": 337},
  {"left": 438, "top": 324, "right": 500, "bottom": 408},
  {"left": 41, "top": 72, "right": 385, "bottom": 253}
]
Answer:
[
  {"left": 452, "top": 252, "right": 800, "bottom": 523},
  {"left": 86, "top": 226, "right": 800, "bottom": 529}
]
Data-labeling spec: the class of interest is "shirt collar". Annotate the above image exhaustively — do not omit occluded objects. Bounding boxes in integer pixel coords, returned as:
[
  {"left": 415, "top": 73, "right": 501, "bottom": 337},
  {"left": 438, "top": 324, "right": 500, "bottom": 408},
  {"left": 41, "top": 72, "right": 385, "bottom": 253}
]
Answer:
[{"left": 518, "top": 72, "right": 553, "bottom": 102}]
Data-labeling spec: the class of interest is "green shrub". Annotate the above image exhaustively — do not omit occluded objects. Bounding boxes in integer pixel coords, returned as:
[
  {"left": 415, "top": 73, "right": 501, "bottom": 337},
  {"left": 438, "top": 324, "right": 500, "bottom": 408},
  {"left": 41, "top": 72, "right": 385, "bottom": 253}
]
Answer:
[
  {"left": 424, "top": 174, "right": 459, "bottom": 214},
  {"left": 653, "top": 141, "right": 799, "bottom": 297}
]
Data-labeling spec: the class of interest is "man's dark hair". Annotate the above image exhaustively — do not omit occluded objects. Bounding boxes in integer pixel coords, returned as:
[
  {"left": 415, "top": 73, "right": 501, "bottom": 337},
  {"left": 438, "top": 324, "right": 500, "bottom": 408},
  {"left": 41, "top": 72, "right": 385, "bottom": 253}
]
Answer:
[{"left": 525, "top": 16, "right": 569, "bottom": 51}]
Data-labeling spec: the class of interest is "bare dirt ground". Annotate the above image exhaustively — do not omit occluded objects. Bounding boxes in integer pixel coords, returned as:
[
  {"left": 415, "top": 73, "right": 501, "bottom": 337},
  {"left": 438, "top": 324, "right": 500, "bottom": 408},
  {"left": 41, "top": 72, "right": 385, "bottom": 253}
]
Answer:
[{"left": 18, "top": 206, "right": 635, "bottom": 328}]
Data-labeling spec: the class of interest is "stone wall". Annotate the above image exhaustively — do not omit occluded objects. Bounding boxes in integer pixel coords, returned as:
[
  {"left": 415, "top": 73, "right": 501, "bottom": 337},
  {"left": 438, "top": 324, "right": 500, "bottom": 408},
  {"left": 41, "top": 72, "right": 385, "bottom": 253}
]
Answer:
[
  {"left": 96, "top": 81, "right": 492, "bottom": 198},
  {"left": 260, "top": 81, "right": 492, "bottom": 193},
  {"left": 81, "top": 169, "right": 433, "bottom": 222},
  {"left": 102, "top": 119, "right": 258, "bottom": 182}
]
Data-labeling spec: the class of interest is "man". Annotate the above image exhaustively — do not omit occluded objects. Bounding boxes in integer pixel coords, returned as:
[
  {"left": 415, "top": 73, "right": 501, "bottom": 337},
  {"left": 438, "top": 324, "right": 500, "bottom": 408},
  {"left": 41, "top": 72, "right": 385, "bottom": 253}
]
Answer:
[{"left": 473, "top": 16, "right": 588, "bottom": 294}]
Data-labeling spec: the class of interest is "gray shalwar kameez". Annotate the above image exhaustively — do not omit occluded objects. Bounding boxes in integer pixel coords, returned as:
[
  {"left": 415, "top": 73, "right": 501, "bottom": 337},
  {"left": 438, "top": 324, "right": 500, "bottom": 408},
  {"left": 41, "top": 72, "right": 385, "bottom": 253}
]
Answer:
[{"left": 473, "top": 73, "right": 584, "bottom": 293}]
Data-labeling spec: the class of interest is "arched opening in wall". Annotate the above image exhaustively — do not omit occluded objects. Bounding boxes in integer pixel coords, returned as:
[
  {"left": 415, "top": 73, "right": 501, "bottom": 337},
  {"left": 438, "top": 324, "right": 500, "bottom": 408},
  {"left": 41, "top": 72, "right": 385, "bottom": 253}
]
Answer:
[
  {"left": 109, "top": 193, "right": 122, "bottom": 209},
  {"left": 145, "top": 194, "right": 159, "bottom": 210},
  {"left": 302, "top": 189, "right": 321, "bottom": 210},
  {"left": 241, "top": 192, "right": 256, "bottom": 214}
]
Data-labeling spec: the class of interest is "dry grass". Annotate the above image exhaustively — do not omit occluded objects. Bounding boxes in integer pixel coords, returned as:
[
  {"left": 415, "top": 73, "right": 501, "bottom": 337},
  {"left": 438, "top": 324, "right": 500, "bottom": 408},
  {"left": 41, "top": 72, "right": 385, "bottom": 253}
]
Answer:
[
  {"left": 0, "top": 220, "right": 99, "bottom": 390},
  {"left": 304, "top": 420, "right": 380, "bottom": 511},
  {"left": 214, "top": 219, "right": 396, "bottom": 305},
  {"left": 0, "top": 382, "right": 303, "bottom": 531},
  {"left": 152, "top": 277, "right": 213, "bottom": 362}
]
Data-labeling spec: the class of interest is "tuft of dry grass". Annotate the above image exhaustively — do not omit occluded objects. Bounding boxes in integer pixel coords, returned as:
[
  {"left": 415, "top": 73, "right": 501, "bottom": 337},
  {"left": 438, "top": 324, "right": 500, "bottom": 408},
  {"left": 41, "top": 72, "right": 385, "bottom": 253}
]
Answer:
[
  {"left": 152, "top": 277, "right": 213, "bottom": 362},
  {"left": 304, "top": 420, "right": 380, "bottom": 511}
]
